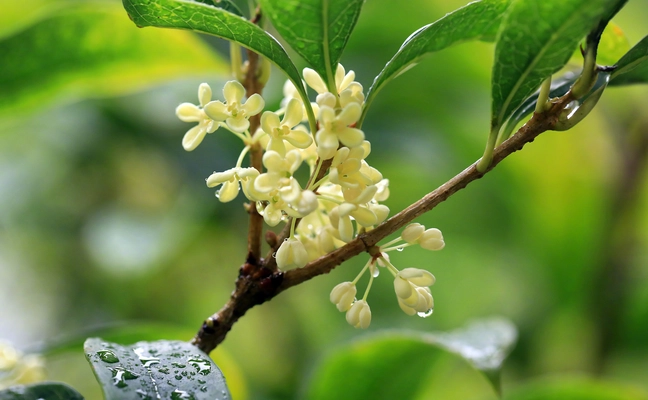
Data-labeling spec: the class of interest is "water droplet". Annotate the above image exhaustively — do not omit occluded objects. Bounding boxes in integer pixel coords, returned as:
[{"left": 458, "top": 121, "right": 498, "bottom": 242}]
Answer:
[
  {"left": 109, "top": 367, "right": 139, "bottom": 388},
  {"left": 198, "top": 380, "right": 206, "bottom": 385},
  {"left": 171, "top": 389, "right": 195, "bottom": 400},
  {"left": 272, "top": 252, "right": 276, "bottom": 258},
  {"left": 175, "top": 374, "right": 183, "bottom": 380},
  {"left": 417, "top": 308, "right": 434, "bottom": 318},
  {"left": 296, "top": 41, "right": 305, "bottom": 49},
  {"left": 97, "top": 350, "right": 119, "bottom": 363},
  {"left": 396, "top": 247, "right": 404, "bottom": 252},
  {"left": 158, "top": 367, "right": 169, "bottom": 374},
  {"left": 188, "top": 357, "right": 212, "bottom": 376},
  {"left": 171, "top": 362, "right": 186, "bottom": 368},
  {"left": 135, "top": 389, "right": 148, "bottom": 399}
]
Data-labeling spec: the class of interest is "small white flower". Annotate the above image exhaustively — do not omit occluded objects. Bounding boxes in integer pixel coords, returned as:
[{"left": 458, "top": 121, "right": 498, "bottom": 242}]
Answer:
[
  {"left": 261, "top": 99, "right": 311, "bottom": 156},
  {"left": 206, "top": 167, "right": 259, "bottom": 203},
  {"left": 330, "top": 282, "right": 357, "bottom": 312},
  {"left": 176, "top": 83, "right": 220, "bottom": 151},
  {"left": 0, "top": 341, "right": 19, "bottom": 371},
  {"left": 346, "top": 300, "right": 371, "bottom": 329},
  {"left": 276, "top": 238, "right": 309, "bottom": 269},
  {"left": 316, "top": 103, "right": 365, "bottom": 160},
  {"left": 204, "top": 81, "right": 265, "bottom": 133}
]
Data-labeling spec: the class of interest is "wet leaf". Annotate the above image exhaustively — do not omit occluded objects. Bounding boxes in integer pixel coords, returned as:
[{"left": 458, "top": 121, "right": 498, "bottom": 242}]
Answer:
[
  {"left": 610, "top": 35, "right": 648, "bottom": 85},
  {"left": 305, "top": 318, "right": 517, "bottom": 399},
  {"left": 491, "top": 0, "right": 625, "bottom": 131},
  {"left": 122, "top": 0, "right": 316, "bottom": 126},
  {"left": 0, "top": 382, "right": 85, "bottom": 400},
  {"left": 0, "top": 4, "right": 227, "bottom": 118},
  {"left": 361, "top": 0, "right": 510, "bottom": 126},
  {"left": 259, "top": 0, "right": 364, "bottom": 87},
  {"left": 85, "top": 338, "right": 230, "bottom": 400}
]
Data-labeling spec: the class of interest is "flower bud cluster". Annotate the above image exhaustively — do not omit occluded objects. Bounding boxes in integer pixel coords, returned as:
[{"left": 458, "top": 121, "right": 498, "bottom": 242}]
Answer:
[
  {"left": 0, "top": 340, "right": 46, "bottom": 390},
  {"left": 328, "top": 223, "right": 444, "bottom": 328},
  {"left": 176, "top": 64, "right": 390, "bottom": 272}
]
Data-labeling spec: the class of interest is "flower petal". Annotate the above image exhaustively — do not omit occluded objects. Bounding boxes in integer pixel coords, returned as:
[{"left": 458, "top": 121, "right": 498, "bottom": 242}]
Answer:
[
  {"left": 303, "top": 68, "right": 328, "bottom": 94},
  {"left": 337, "top": 127, "right": 365, "bottom": 148},
  {"left": 206, "top": 169, "right": 236, "bottom": 187},
  {"left": 217, "top": 180, "right": 239, "bottom": 203},
  {"left": 198, "top": 83, "right": 212, "bottom": 107},
  {"left": 284, "top": 129, "right": 313, "bottom": 149},
  {"left": 283, "top": 98, "right": 303, "bottom": 127},
  {"left": 203, "top": 101, "right": 229, "bottom": 121},
  {"left": 223, "top": 80, "right": 245, "bottom": 103},
  {"left": 182, "top": 125, "right": 207, "bottom": 151},
  {"left": 176, "top": 103, "right": 203, "bottom": 122},
  {"left": 243, "top": 93, "right": 265, "bottom": 116},
  {"left": 226, "top": 116, "right": 250, "bottom": 133}
]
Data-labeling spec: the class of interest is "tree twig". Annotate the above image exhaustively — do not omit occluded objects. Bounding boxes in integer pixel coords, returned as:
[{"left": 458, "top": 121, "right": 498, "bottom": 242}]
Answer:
[{"left": 191, "top": 86, "right": 575, "bottom": 354}]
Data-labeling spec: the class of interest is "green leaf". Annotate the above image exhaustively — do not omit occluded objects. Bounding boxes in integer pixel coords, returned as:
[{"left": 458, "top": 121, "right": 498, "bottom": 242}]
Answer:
[
  {"left": 504, "top": 378, "right": 648, "bottom": 400},
  {"left": 596, "top": 22, "right": 630, "bottom": 66},
  {"left": 0, "top": 382, "right": 85, "bottom": 400},
  {"left": 122, "top": 0, "right": 317, "bottom": 130},
  {"left": 259, "top": 0, "right": 364, "bottom": 87},
  {"left": 304, "top": 318, "right": 517, "bottom": 399},
  {"left": 491, "top": 0, "right": 625, "bottom": 131},
  {"left": 610, "top": 35, "right": 648, "bottom": 85},
  {"left": 360, "top": 0, "right": 510, "bottom": 126},
  {"left": 0, "top": 4, "right": 227, "bottom": 118},
  {"left": 84, "top": 338, "right": 230, "bottom": 400},
  {"left": 195, "top": 0, "right": 244, "bottom": 16}
]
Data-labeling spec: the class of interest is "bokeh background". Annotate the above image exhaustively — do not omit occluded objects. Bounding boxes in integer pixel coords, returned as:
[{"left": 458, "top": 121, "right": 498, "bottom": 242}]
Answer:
[{"left": 1, "top": 0, "right": 648, "bottom": 398}]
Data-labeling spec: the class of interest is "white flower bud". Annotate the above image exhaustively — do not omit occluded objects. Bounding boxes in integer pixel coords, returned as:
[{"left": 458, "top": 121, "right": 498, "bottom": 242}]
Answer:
[
  {"left": 399, "top": 268, "right": 436, "bottom": 287},
  {"left": 276, "top": 238, "right": 308, "bottom": 270},
  {"left": 330, "top": 282, "right": 356, "bottom": 312},
  {"left": 346, "top": 300, "right": 371, "bottom": 329},
  {"left": 419, "top": 228, "right": 445, "bottom": 250},
  {"left": 401, "top": 223, "right": 425, "bottom": 244}
]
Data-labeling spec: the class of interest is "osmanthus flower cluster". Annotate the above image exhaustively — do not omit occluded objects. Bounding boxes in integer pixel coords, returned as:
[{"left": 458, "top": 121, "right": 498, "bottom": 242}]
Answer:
[
  {"left": 330, "top": 222, "right": 444, "bottom": 328},
  {"left": 176, "top": 64, "right": 445, "bottom": 329},
  {"left": 0, "top": 340, "right": 46, "bottom": 390}
]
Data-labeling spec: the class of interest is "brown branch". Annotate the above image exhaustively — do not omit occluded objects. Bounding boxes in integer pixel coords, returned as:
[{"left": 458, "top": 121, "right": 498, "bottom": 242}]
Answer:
[
  {"left": 244, "top": 50, "right": 264, "bottom": 266},
  {"left": 192, "top": 90, "right": 573, "bottom": 354}
]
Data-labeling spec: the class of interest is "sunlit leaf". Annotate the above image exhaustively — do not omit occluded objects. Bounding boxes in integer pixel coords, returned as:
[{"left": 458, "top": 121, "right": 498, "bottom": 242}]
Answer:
[
  {"left": 0, "top": 4, "right": 227, "bottom": 118},
  {"left": 0, "top": 382, "right": 85, "bottom": 400},
  {"left": 491, "top": 0, "right": 625, "bottom": 131},
  {"left": 304, "top": 318, "right": 517, "bottom": 399},
  {"left": 85, "top": 338, "right": 230, "bottom": 400},
  {"left": 259, "top": 0, "right": 364, "bottom": 87},
  {"left": 610, "top": 35, "right": 648, "bottom": 85},
  {"left": 596, "top": 22, "right": 630, "bottom": 66},
  {"left": 122, "top": 0, "right": 316, "bottom": 127},
  {"left": 361, "top": 0, "right": 510, "bottom": 126}
]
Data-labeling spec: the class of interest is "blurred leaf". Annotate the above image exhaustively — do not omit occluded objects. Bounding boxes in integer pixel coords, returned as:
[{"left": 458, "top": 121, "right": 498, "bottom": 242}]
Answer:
[
  {"left": 41, "top": 322, "right": 196, "bottom": 356},
  {"left": 0, "top": 4, "right": 227, "bottom": 118},
  {"left": 361, "top": 0, "right": 510, "bottom": 125},
  {"left": 596, "top": 22, "right": 630, "bottom": 66},
  {"left": 122, "top": 0, "right": 316, "bottom": 125},
  {"left": 84, "top": 338, "right": 230, "bottom": 400},
  {"left": 259, "top": 0, "right": 364, "bottom": 86},
  {"left": 0, "top": 382, "right": 84, "bottom": 400},
  {"left": 504, "top": 378, "right": 648, "bottom": 400},
  {"left": 610, "top": 35, "right": 648, "bottom": 85},
  {"left": 491, "top": 0, "right": 625, "bottom": 130},
  {"left": 304, "top": 318, "right": 517, "bottom": 399}
]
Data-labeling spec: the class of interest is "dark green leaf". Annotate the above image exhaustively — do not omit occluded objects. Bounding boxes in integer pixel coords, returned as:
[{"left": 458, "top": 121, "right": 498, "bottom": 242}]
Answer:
[
  {"left": 305, "top": 318, "right": 517, "bottom": 399},
  {"left": 85, "top": 338, "right": 230, "bottom": 400},
  {"left": 504, "top": 378, "right": 648, "bottom": 400},
  {"left": 610, "top": 35, "right": 648, "bottom": 85},
  {"left": 0, "top": 382, "right": 84, "bottom": 400},
  {"left": 122, "top": 0, "right": 316, "bottom": 127},
  {"left": 491, "top": 0, "right": 625, "bottom": 130},
  {"left": 259, "top": 0, "right": 364, "bottom": 87},
  {"left": 0, "top": 4, "right": 227, "bottom": 118},
  {"left": 361, "top": 0, "right": 510, "bottom": 126}
]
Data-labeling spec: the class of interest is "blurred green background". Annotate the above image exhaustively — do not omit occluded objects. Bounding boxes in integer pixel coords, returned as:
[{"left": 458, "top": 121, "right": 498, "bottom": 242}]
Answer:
[{"left": 1, "top": 0, "right": 648, "bottom": 399}]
